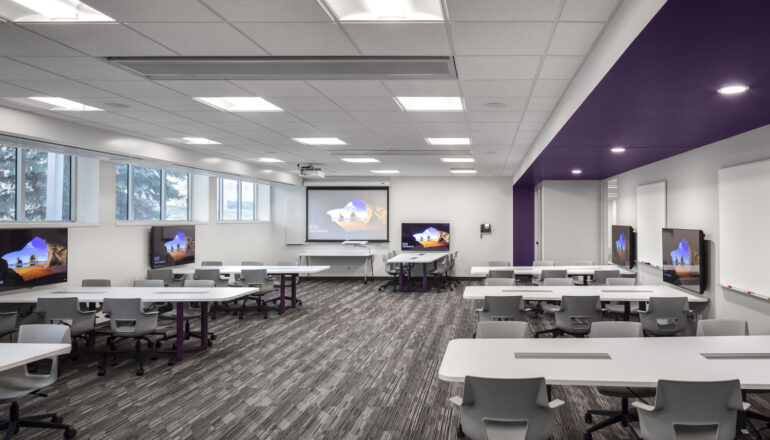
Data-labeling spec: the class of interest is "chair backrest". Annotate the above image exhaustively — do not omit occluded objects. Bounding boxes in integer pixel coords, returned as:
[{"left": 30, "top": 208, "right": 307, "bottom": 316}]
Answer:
[
  {"left": 572, "top": 260, "right": 594, "bottom": 266},
  {"left": 476, "top": 321, "right": 530, "bottom": 339},
  {"left": 36, "top": 297, "right": 81, "bottom": 321},
  {"left": 194, "top": 268, "right": 220, "bottom": 282},
  {"left": 542, "top": 278, "right": 573, "bottom": 286},
  {"left": 592, "top": 269, "right": 620, "bottom": 285},
  {"left": 201, "top": 261, "right": 223, "bottom": 266},
  {"left": 555, "top": 295, "right": 602, "bottom": 335},
  {"left": 488, "top": 270, "right": 515, "bottom": 278},
  {"left": 606, "top": 277, "right": 636, "bottom": 286},
  {"left": 133, "top": 279, "right": 164, "bottom": 288},
  {"left": 102, "top": 298, "right": 157, "bottom": 336},
  {"left": 276, "top": 260, "right": 298, "bottom": 266},
  {"left": 82, "top": 279, "right": 111, "bottom": 287},
  {"left": 460, "top": 377, "right": 555, "bottom": 440},
  {"left": 239, "top": 269, "right": 269, "bottom": 286},
  {"left": 640, "top": 297, "right": 689, "bottom": 336},
  {"left": 540, "top": 269, "right": 567, "bottom": 279},
  {"left": 184, "top": 279, "right": 215, "bottom": 288},
  {"left": 147, "top": 268, "right": 174, "bottom": 283},
  {"left": 488, "top": 260, "right": 511, "bottom": 267},
  {"left": 241, "top": 260, "right": 263, "bottom": 266},
  {"left": 485, "top": 278, "right": 515, "bottom": 287},
  {"left": 532, "top": 261, "right": 554, "bottom": 267},
  {"left": 0, "top": 311, "right": 17, "bottom": 335},
  {"left": 17, "top": 324, "right": 70, "bottom": 379},
  {"left": 482, "top": 296, "right": 525, "bottom": 321},
  {"left": 638, "top": 379, "right": 744, "bottom": 440},
  {"left": 696, "top": 319, "right": 749, "bottom": 337},
  {"left": 589, "top": 321, "right": 643, "bottom": 338}
]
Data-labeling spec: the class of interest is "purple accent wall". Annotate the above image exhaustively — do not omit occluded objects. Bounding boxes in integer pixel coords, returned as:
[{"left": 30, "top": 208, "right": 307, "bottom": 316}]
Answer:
[{"left": 512, "top": 183, "right": 534, "bottom": 265}]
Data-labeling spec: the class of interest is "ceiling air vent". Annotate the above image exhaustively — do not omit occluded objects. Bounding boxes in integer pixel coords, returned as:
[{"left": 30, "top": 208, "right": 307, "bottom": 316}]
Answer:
[{"left": 108, "top": 56, "right": 457, "bottom": 80}]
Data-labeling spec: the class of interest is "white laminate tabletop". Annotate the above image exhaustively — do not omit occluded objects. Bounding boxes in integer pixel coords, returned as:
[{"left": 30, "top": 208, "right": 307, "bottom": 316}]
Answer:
[
  {"left": 439, "top": 335, "right": 770, "bottom": 389},
  {"left": 388, "top": 252, "right": 449, "bottom": 264},
  {"left": 0, "top": 343, "right": 71, "bottom": 372},
  {"left": 0, "top": 286, "right": 259, "bottom": 303},
  {"left": 462, "top": 284, "right": 709, "bottom": 303},
  {"left": 172, "top": 265, "right": 330, "bottom": 276},
  {"left": 471, "top": 265, "right": 635, "bottom": 276}
]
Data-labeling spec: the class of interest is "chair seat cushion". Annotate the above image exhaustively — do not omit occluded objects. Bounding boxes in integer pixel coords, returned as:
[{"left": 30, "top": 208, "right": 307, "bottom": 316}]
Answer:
[
  {"left": 597, "top": 386, "right": 656, "bottom": 398},
  {"left": 605, "top": 303, "right": 639, "bottom": 314}
]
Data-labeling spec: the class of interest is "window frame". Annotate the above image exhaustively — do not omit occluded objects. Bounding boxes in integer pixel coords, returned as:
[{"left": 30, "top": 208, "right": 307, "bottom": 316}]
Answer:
[
  {"left": 218, "top": 177, "right": 261, "bottom": 222},
  {"left": 116, "top": 163, "right": 191, "bottom": 222}
]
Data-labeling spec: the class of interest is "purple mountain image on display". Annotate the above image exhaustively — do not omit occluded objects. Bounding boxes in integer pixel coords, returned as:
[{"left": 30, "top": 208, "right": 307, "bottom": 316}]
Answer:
[
  {"left": 326, "top": 198, "right": 369, "bottom": 223},
  {"left": 2, "top": 237, "right": 48, "bottom": 267},
  {"left": 616, "top": 232, "right": 626, "bottom": 253},
  {"left": 670, "top": 239, "right": 690, "bottom": 266},
  {"left": 164, "top": 232, "right": 187, "bottom": 253}
]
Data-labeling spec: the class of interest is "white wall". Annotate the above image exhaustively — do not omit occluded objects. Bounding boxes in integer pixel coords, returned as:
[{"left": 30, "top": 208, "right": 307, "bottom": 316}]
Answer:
[
  {"left": 272, "top": 177, "right": 513, "bottom": 277},
  {"left": 539, "top": 180, "right": 602, "bottom": 265},
  {"left": 613, "top": 124, "right": 770, "bottom": 333}
]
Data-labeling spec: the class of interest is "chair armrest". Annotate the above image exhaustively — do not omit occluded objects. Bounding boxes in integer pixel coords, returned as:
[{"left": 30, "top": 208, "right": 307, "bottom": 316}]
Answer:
[
  {"left": 548, "top": 399, "right": 566, "bottom": 409},
  {"left": 141, "top": 310, "right": 160, "bottom": 317},
  {"left": 78, "top": 309, "right": 98, "bottom": 317},
  {"left": 449, "top": 396, "right": 463, "bottom": 407},
  {"left": 632, "top": 401, "right": 655, "bottom": 412}
]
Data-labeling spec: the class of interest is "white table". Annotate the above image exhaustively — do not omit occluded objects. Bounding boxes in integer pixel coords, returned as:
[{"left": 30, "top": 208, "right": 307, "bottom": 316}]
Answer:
[
  {"left": 387, "top": 252, "right": 449, "bottom": 292},
  {"left": 0, "top": 286, "right": 258, "bottom": 361},
  {"left": 471, "top": 265, "right": 635, "bottom": 284},
  {"left": 0, "top": 343, "right": 70, "bottom": 372},
  {"left": 296, "top": 251, "right": 374, "bottom": 283},
  {"left": 463, "top": 284, "right": 708, "bottom": 320},
  {"left": 439, "top": 335, "right": 770, "bottom": 390},
  {"left": 173, "top": 265, "right": 330, "bottom": 313}
]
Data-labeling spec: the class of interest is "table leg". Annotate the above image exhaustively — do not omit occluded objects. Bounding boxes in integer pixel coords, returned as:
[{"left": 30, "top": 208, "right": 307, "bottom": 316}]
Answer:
[
  {"left": 175, "top": 302, "right": 184, "bottom": 361},
  {"left": 280, "top": 274, "right": 286, "bottom": 313},
  {"left": 399, "top": 263, "right": 404, "bottom": 291},
  {"left": 422, "top": 263, "right": 428, "bottom": 292},
  {"left": 291, "top": 274, "right": 297, "bottom": 307},
  {"left": 624, "top": 302, "right": 630, "bottom": 321},
  {"left": 201, "top": 301, "right": 209, "bottom": 349}
]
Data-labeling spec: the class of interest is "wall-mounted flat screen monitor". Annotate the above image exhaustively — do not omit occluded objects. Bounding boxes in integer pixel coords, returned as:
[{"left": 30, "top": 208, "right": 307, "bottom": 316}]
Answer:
[
  {"left": 306, "top": 187, "right": 389, "bottom": 242},
  {"left": 611, "top": 225, "right": 635, "bottom": 268},
  {"left": 150, "top": 225, "right": 195, "bottom": 268},
  {"left": 0, "top": 228, "right": 68, "bottom": 291},
  {"left": 401, "top": 223, "right": 450, "bottom": 252},
  {"left": 662, "top": 228, "right": 706, "bottom": 294}
]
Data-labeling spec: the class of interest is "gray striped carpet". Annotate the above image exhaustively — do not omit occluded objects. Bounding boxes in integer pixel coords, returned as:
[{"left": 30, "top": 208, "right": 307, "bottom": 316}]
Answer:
[{"left": 4, "top": 280, "right": 770, "bottom": 439}]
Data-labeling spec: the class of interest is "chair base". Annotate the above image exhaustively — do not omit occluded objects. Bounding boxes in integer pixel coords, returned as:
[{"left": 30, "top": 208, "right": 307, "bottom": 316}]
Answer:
[
  {"left": 99, "top": 336, "right": 163, "bottom": 376},
  {"left": 584, "top": 397, "right": 641, "bottom": 440},
  {"left": 0, "top": 402, "right": 76, "bottom": 439},
  {"left": 378, "top": 275, "right": 398, "bottom": 292}
]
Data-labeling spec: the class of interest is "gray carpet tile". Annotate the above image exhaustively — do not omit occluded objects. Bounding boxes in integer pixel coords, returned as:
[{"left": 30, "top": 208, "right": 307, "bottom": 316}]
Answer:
[{"left": 3, "top": 280, "right": 770, "bottom": 439}]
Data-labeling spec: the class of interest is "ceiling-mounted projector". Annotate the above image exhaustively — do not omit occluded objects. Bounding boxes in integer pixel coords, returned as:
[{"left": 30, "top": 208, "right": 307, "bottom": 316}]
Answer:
[{"left": 299, "top": 164, "right": 325, "bottom": 179}]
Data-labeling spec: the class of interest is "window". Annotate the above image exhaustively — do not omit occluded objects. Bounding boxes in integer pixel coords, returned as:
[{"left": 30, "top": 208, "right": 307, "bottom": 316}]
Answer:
[
  {"left": 116, "top": 164, "right": 190, "bottom": 222},
  {"left": 0, "top": 144, "right": 72, "bottom": 222},
  {"left": 218, "top": 178, "right": 267, "bottom": 221},
  {"left": 257, "top": 184, "right": 270, "bottom": 221},
  {"left": 220, "top": 178, "right": 238, "bottom": 220},
  {"left": 240, "top": 181, "right": 254, "bottom": 221}
]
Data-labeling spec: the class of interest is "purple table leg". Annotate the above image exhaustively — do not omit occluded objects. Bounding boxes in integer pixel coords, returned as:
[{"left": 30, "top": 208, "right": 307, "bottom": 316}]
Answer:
[
  {"left": 291, "top": 275, "right": 297, "bottom": 307},
  {"left": 399, "top": 263, "right": 404, "bottom": 291},
  {"left": 175, "top": 302, "right": 184, "bottom": 361},
  {"left": 280, "top": 274, "right": 286, "bottom": 313},
  {"left": 421, "top": 263, "right": 428, "bottom": 292},
  {"left": 201, "top": 301, "right": 209, "bottom": 349}
]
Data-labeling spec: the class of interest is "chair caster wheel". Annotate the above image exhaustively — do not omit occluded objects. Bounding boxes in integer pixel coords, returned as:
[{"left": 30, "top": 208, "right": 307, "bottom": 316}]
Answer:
[
  {"left": 171, "top": 344, "right": 177, "bottom": 350},
  {"left": 584, "top": 433, "right": 592, "bottom": 440},
  {"left": 232, "top": 312, "right": 238, "bottom": 316},
  {"left": 584, "top": 413, "right": 592, "bottom": 424},
  {"left": 147, "top": 341, "right": 153, "bottom": 348},
  {"left": 297, "top": 300, "right": 303, "bottom": 306},
  {"left": 136, "top": 368, "right": 144, "bottom": 376},
  {"left": 64, "top": 428, "right": 77, "bottom": 439},
  {"left": 210, "top": 334, "right": 217, "bottom": 341},
  {"left": 167, "top": 359, "right": 175, "bottom": 366},
  {"left": 51, "top": 415, "right": 63, "bottom": 423},
  {"left": 110, "top": 345, "right": 116, "bottom": 350},
  {"left": 238, "top": 313, "right": 244, "bottom": 320},
  {"left": 208, "top": 340, "right": 214, "bottom": 347},
  {"left": 97, "top": 367, "right": 106, "bottom": 376},
  {"left": 155, "top": 340, "right": 163, "bottom": 348}
]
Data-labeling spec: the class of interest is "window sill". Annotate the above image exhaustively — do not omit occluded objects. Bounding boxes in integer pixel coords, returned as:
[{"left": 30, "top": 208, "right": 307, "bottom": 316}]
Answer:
[
  {"left": 114, "top": 220, "right": 205, "bottom": 227},
  {"left": 216, "top": 220, "right": 270, "bottom": 225},
  {"left": 0, "top": 221, "right": 98, "bottom": 228}
]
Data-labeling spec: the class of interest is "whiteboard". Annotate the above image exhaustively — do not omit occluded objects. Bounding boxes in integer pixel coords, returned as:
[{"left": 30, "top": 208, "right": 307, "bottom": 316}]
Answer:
[
  {"left": 636, "top": 181, "right": 666, "bottom": 267},
  {"left": 718, "top": 159, "right": 770, "bottom": 295}
]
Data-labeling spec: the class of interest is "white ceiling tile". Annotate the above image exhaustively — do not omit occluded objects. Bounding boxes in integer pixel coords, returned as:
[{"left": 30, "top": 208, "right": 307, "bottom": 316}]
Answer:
[
  {"left": 153, "top": 80, "right": 248, "bottom": 96},
  {"left": 121, "top": 111, "right": 193, "bottom": 123},
  {"left": 350, "top": 111, "right": 410, "bottom": 122},
  {"left": 527, "top": 96, "right": 559, "bottom": 112},
  {"left": 548, "top": 22, "right": 605, "bottom": 55},
  {"left": 311, "top": 122, "right": 369, "bottom": 131},
  {"left": 383, "top": 80, "right": 459, "bottom": 97},
  {"left": 466, "top": 112, "right": 523, "bottom": 122},
  {"left": 266, "top": 97, "right": 341, "bottom": 112},
  {"left": 446, "top": 0, "right": 561, "bottom": 21},
  {"left": 236, "top": 112, "right": 303, "bottom": 123},
  {"left": 308, "top": 80, "right": 390, "bottom": 98},
  {"left": 532, "top": 79, "right": 570, "bottom": 97},
  {"left": 471, "top": 134, "right": 516, "bottom": 145},
  {"left": 22, "top": 23, "right": 176, "bottom": 57},
  {"left": 343, "top": 23, "right": 450, "bottom": 55},
  {"left": 560, "top": 0, "right": 619, "bottom": 21},
  {"left": 200, "top": 0, "right": 332, "bottom": 22},
  {"left": 522, "top": 111, "right": 551, "bottom": 122},
  {"left": 460, "top": 80, "right": 533, "bottom": 97},
  {"left": 408, "top": 112, "right": 466, "bottom": 122},
  {"left": 332, "top": 98, "right": 401, "bottom": 112},
  {"left": 85, "top": 80, "right": 184, "bottom": 98},
  {"left": 234, "top": 23, "right": 357, "bottom": 55},
  {"left": 450, "top": 22, "right": 552, "bottom": 55},
  {"left": 0, "top": 81, "right": 44, "bottom": 97},
  {"left": 519, "top": 121, "right": 545, "bottom": 131},
  {"left": 0, "top": 24, "right": 81, "bottom": 57},
  {"left": 539, "top": 55, "right": 584, "bottom": 79},
  {"left": 76, "top": 97, "right": 159, "bottom": 112},
  {"left": 103, "top": 120, "right": 166, "bottom": 131},
  {"left": 12, "top": 57, "right": 140, "bottom": 80},
  {"left": 464, "top": 97, "right": 527, "bottom": 112},
  {"left": 132, "top": 97, "right": 213, "bottom": 111},
  {"left": 294, "top": 112, "right": 355, "bottom": 123},
  {"left": 0, "top": 57, "right": 63, "bottom": 80},
  {"left": 454, "top": 56, "right": 540, "bottom": 80},
  {"left": 81, "top": 0, "right": 222, "bottom": 22},
  {"left": 56, "top": 111, "right": 135, "bottom": 124},
  {"left": 467, "top": 121, "right": 517, "bottom": 131},
  {"left": 258, "top": 121, "right": 320, "bottom": 131},
  {"left": 8, "top": 79, "right": 118, "bottom": 98},
  {"left": 127, "top": 23, "right": 266, "bottom": 56},
  {"left": 230, "top": 80, "right": 322, "bottom": 98},
  {"left": 174, "top": 111, "right": 244, "bottom": 123}
]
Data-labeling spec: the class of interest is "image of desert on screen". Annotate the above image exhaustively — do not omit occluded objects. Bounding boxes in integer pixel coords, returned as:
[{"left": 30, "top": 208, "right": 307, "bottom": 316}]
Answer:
[
  {"left": 611, "top": 225, "right": 634, "bottom": 268},
  {"left": 150, "top": 225, "right": 195, "bottom": 268},
  {"left": 401, "top": 223, "right": 450, "bottom": 251},
  {"left": 306, "top": 187, "right": 389, "bottom": 241},
  {"left": 662, "top": 228, "right": 705, "bottom": 294},
  {"left": 0, "top": 227, "right": 68, "bottom": 291}
]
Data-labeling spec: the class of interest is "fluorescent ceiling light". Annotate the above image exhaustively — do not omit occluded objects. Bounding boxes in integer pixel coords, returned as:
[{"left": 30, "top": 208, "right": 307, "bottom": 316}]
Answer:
[
  {"left": 27, "top": 97, "right": 101, "bottom": 111},
  {"left": 427, "top": 137, "right": 471, "bottom": 145},
  {"left": 258, "top": 157, "right": 284, "bottom": 163},
  {"left": 450, "top": 168, "right": 476, "bottom": 174},
  {"left": 395, "top": 97, "right": 464, "bottom": 112},
  {"left": 371, "top": 169, "right": 400, "bottom": 174},
  {"left": 322, "top": 0, "right": 444, "bottom": 21},
  {"left": 193, "top": 97, "right": 282, "bottom": 112},
  {"left": 717, "top": 84, "right": 749, "bottom": 95},
  {"left": 0, "top": 0, "right": 114, "bottom": 22},
  {"left": 293, "top": 137, "right": 346, "bottom": 145},
  {"left": 182, "top": 137, "right": 220, "bottom": 145},
  {"left": 441, "top": 157, "right": 474, "bottom": 163},
  {"left": 342, "top": 157, "right": 379, "bottom": 163},
  {"left": 610, "top": 146, "right": 626, "bottom": 153},
  {"left": 571, "top": 169, "right": 582, "bottom": 175}
]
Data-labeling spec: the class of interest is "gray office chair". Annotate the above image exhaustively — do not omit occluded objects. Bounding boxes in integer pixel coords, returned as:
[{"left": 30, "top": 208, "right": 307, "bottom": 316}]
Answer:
[
  {"left": 0, "top": 324, "right": 76, "bottom": 439},
  {"left": 157, "top": 279, "right": 217, "bottom": 347},
  {"left": 379, "top": 252, "right": 400, "bottom": 292},
  {"left": 451, "top": 376, "right": 564, "bottom": 440},
  {"left": 488, "top": 260, "right": 510, "bottom": 267},
  {"left": 236, "top": 261, "right": 263, "bottom": 282},
  {"left": 36, "top": 297, "right": 96, "bottom": 361},
  {"left": 571, "top": 260, "right": 594, "bottom": 284},
  {"left": 633, "top": 379, "right": 748, "bottom": 440},
  {"left": 194, "top": 268, "right": 228, "bottom": 287},
  {"left": 539, "top": 278, "right": 574, "bottom": 315},
  {"left": 542, "top": 278, "right": 573, "bottom": 286},
  {"left": 229, "top": 269, "right": 276, "bottom": 319},
  {"left": 477, "top": 296, "right": 526, "bottom": 322},
  {"left": 587, "top": 269, "right": 620, "bottom": 286},
  {"left": 475, "top": 321, "right": 530, "bottom": 339},
  {"left": 99, "top": 298, "right": 162, "bottom": 376},
  {"left": 488, "top": 269, "right": 515, "bottom": 279},
  {"left": 537, "top": 295, "right": 603, "bottom": 337},
  {"left": 534, "top": 269, "right": 567, "bottom": 286},
  {"left": 201, "top": 261, "right": 223, "bottom": 266},
  {"left": 639, "top": 297, "right": 689, "bottom": 336},
  {"left": 484, "top": 278, "right": 516, "bottom": 287},
  {"left": 0, "top": 311, "right": 17, "bottom": 342},
  {"left": 532, "top": 261, "right": 554, "bottom": 266},
  {"left": 696, "top": 319, "right": 748, "bottom": 336},
  {"left": 430, "top": 255, "right": 454, "bottom": 291},
  {"left": 133, "top": 279, "right": 164, "bottom": 288},
  {"left": 81, "top": 279, "right": 111, "bottom": 287},
  {"left": 584, "top": 321, "right": 656, "bottom": 439},
  {"left": 604, "top": 277, "right": 639, "bottom": 317},
  {"left": 147, "top": 268, "right": 183, "bottom": 287}
]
